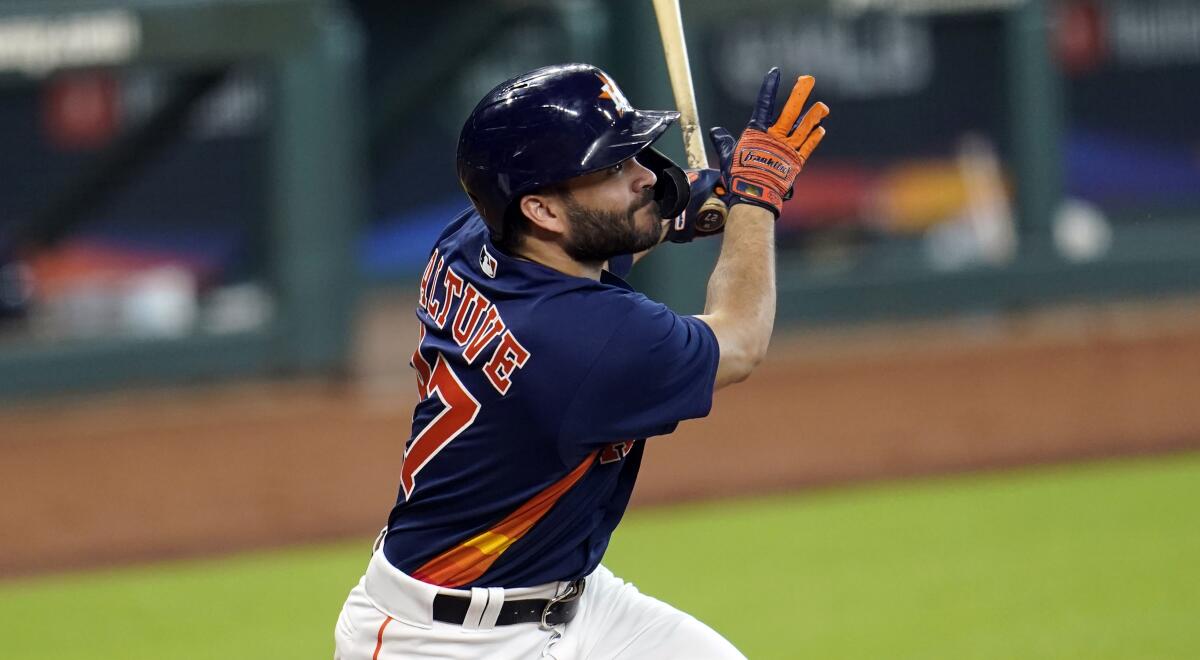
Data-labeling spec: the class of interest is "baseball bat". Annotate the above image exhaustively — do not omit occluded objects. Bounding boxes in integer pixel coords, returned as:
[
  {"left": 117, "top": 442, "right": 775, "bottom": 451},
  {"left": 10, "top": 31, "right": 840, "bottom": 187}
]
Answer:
[{"left": 651, "top": 0, "right": 728, "bottom": 229}]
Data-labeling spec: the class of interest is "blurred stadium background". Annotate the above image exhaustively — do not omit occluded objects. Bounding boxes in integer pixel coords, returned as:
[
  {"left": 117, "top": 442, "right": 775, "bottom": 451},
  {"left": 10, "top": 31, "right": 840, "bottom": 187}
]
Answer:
[{"left": 1, "top": 0, "right": 1199, "bottom": 657}]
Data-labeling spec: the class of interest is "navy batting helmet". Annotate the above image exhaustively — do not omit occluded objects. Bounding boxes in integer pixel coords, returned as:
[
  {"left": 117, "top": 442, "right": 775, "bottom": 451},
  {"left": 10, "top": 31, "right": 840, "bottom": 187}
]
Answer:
[{"left": 457, "top": 63, "right": 690, "bottom": 241}]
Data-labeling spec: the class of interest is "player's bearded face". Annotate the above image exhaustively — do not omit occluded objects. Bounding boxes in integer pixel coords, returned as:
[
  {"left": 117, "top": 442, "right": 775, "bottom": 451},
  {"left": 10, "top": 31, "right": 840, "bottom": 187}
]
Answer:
[{"left": 559, "top": 188, "right": 661, "bottom": 264}]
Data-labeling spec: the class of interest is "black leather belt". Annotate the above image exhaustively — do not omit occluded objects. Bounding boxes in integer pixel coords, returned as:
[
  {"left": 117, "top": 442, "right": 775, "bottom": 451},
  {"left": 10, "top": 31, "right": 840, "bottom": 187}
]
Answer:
[{"left": 431, "top": 579, "right": 585, "bottom": 628}]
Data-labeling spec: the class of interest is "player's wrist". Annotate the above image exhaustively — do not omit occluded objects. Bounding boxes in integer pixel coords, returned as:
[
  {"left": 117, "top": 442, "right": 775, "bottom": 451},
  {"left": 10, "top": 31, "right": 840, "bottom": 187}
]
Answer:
[{"left": 725, "top": 200, "right": 775, "bottom": 226}]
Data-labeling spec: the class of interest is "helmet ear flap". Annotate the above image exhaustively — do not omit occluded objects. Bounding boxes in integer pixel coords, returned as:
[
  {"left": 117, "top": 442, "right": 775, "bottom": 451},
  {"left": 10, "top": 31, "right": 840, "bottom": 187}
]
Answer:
[{"left": 637, "top": 148, "right": 690, "bottom": 219}]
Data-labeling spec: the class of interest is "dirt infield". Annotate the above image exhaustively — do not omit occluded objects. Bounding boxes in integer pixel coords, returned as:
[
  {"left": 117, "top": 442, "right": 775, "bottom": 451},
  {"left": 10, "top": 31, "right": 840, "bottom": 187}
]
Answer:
[{"left": 3, "top": 293, "right": 1200, "bottom": 577}]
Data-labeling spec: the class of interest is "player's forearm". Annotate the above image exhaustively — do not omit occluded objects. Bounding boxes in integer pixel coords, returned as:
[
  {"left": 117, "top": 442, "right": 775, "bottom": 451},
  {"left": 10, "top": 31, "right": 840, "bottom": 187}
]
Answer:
[
  {"left": 699, "top": 204, "right": 776, "bottom": 386},
  {"left": 691, "top": 70, "right": 825, "bottom": 388}
]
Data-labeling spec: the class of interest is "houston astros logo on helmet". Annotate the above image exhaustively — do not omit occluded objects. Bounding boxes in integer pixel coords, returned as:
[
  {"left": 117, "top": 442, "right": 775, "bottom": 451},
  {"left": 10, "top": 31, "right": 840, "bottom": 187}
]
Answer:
[{"left": 595, "top": 72, "right": 633, "bottom": 117}]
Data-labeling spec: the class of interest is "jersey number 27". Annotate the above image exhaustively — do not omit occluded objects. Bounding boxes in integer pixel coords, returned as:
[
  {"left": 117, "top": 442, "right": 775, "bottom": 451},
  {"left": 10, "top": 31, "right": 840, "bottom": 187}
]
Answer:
[{"left": 402, "top": 327, "right": 480, "bottom": 499}]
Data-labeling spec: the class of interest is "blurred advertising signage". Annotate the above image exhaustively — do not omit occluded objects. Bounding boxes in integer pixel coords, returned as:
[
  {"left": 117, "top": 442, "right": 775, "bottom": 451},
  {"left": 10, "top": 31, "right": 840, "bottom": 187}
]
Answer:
[
  {"left": 1056, "top": 1, "right": 1200, "bottom": 75},
  {"left": 712, "top": 13, "right": 933, "bottom": 100},
  {"left": 832, "top": 0, "right": 1023, "bottom": 15},
  {"left": 0, "top": 10, "right": 140, "bottom": 77}
]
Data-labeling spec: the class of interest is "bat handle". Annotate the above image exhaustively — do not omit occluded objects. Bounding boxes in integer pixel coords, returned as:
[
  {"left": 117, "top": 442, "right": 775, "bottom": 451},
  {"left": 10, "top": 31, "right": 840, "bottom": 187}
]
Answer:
[{"left": 680, "top": 121, "right": 706, "bottom": 170}]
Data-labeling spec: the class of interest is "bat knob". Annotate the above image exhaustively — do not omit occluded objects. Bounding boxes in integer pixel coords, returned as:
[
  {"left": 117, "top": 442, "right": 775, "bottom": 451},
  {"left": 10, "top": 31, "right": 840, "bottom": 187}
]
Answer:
[{"left": 696, "top": 196, "right": 728, "bottom": 233}]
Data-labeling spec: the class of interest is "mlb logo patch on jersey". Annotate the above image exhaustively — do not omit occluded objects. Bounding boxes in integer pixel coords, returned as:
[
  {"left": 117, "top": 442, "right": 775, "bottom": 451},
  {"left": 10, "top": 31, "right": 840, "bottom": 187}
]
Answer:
[{"left": 480, "top": 246, "right": 498, "bottom": 278}]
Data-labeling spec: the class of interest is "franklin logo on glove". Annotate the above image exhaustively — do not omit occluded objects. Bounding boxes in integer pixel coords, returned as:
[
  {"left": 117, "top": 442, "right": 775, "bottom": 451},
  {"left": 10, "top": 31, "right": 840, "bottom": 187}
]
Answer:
[{"left": 741, "top": 150, "right": 791, "bottom": 176}]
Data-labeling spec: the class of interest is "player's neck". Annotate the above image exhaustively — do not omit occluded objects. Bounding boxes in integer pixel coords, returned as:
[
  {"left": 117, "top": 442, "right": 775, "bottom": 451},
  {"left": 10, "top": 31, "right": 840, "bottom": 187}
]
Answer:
[{"left": 512, "top": 237, "right": 603, "bottom": 281}]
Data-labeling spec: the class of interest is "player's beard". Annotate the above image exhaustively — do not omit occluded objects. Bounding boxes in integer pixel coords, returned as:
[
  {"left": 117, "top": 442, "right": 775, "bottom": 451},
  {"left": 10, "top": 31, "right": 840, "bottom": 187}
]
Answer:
[{"left": 560, "top": 189, "right": 662, "bottom": 264}]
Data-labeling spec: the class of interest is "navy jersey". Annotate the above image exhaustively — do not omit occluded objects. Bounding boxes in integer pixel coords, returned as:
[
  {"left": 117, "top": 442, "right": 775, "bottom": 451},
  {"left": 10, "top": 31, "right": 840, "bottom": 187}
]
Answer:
[{"left": 381, "top": 209, "right": 719, "bottom": 589}]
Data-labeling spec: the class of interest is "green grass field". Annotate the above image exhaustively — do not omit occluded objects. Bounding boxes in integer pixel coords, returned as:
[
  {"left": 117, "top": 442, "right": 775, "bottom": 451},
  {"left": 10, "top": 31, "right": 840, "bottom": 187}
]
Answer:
[{"left": 3, "top": 453, "right": 1198, "bottom": 659}]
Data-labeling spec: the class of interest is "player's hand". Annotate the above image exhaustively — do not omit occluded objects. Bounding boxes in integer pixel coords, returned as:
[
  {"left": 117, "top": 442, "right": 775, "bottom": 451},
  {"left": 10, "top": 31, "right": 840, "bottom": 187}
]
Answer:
[
  {"left": 665, "top": 127, "right": 737, "bottom": 243},
  {"left": 727, "top": 68, "right": 829, "bottom": 217}
]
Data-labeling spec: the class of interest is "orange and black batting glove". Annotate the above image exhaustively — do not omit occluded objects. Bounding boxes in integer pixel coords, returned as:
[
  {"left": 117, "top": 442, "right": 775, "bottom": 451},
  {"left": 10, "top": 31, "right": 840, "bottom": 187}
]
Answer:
[{"left": 727, "top": 68, "right": 829, "bottom": 218}]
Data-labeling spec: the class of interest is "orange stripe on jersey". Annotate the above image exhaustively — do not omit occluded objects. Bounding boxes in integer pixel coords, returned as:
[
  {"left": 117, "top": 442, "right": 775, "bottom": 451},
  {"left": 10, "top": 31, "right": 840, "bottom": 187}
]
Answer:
[{"left": 411, "top": 451, "right": 597, "bottom": 587}]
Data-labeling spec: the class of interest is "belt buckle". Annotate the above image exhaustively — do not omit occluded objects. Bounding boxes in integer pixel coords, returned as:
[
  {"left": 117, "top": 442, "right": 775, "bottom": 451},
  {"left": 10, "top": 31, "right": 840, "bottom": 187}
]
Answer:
[{"left": 539, "top": 578, "right": 585, "bottom": 630}]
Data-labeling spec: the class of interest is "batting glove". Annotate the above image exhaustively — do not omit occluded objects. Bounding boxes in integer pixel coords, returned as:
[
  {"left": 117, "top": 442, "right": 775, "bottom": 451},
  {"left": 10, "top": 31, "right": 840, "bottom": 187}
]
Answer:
[{"left": 727, "top": 68, "right": 829, "bottom": 218}]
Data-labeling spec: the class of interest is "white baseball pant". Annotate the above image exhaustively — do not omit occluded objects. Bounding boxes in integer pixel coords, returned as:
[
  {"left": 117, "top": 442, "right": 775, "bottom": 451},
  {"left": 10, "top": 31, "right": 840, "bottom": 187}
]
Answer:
[{"left": 334, "top": 549, "right": 745, "bottom": 659}]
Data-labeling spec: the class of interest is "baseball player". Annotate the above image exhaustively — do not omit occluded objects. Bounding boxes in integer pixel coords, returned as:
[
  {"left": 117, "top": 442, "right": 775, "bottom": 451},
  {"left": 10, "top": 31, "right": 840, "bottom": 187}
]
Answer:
[{"left": 335, "top": 63, "right": 828, "bottom": 659}]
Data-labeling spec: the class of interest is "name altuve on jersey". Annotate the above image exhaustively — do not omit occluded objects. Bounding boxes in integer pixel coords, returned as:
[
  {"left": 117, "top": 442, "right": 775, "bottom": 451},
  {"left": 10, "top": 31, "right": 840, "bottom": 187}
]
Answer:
[{"left": 414, "top": 249, "right": 530, "bottom": 396}]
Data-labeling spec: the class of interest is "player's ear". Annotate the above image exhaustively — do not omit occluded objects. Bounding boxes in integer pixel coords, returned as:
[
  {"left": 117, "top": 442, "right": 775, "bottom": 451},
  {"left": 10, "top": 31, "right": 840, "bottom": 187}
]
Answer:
[{"left": 518, "top": 192, "right": 568, "bottom": 236}]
